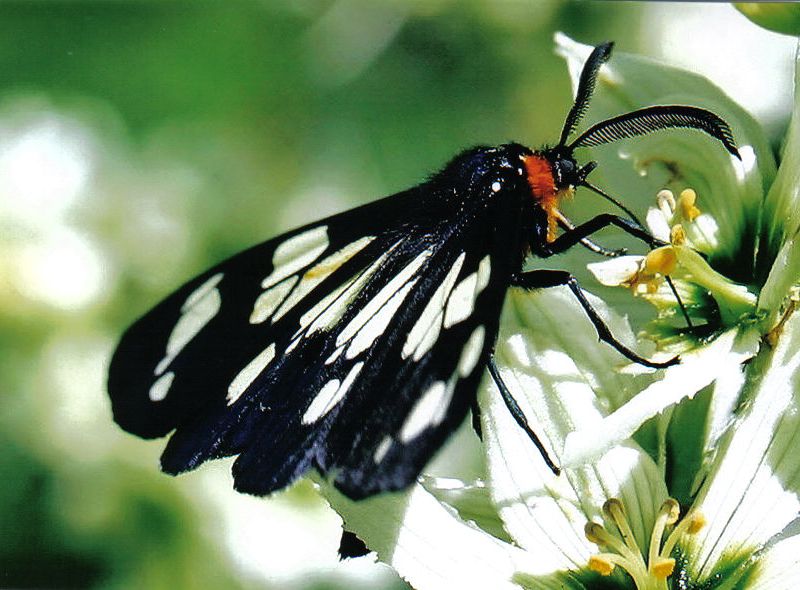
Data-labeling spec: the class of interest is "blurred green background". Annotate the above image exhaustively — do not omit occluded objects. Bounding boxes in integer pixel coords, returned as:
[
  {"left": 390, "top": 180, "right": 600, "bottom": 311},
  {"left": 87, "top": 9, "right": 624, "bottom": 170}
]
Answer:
[{"left": 0, "top": 2, "right": 793, "bottom": 589}]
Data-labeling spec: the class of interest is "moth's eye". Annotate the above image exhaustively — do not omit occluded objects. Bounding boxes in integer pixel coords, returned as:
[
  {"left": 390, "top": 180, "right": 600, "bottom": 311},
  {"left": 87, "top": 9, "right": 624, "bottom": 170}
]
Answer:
[{"left": 557, "top": 159, "right": 575, "bottom": 183}]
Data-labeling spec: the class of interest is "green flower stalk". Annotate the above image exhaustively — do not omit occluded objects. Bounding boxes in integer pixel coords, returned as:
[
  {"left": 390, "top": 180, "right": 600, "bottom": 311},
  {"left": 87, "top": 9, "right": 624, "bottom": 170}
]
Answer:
[{"left": 320, "top": 35, "right": 800, "bottom": 590}]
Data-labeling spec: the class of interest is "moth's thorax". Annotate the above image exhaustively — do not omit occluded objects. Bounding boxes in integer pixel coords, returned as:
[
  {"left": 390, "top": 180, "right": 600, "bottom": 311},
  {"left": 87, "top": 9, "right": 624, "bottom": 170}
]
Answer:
[{"left": 524, "top": 152, "right": 575, "bottom": 241}]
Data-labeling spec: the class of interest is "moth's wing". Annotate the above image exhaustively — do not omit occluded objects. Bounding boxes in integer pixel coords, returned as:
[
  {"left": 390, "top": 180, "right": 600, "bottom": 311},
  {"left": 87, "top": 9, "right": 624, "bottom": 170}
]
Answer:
[
  {"left": 223, "top": 230, "right": 507, "bottom": 498},
  {"left": 109, "top": 166, "right": 524, "bottom": 499},
  {"left": 108, "top": 192, "right": 411, "bottom": 439}
]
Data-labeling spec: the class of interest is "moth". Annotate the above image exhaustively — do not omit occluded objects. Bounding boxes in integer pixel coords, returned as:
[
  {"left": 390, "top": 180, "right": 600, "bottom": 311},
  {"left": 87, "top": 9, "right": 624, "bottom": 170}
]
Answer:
[{"left": 108, "top": 42, "right": 739, "bottom": 499}]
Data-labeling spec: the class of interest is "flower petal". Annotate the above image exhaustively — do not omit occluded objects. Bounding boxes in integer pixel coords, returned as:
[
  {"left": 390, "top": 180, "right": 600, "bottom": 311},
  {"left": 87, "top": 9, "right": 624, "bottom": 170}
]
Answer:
[
  {"left": 323, "top": 482, "right": 537, "bottom": 590},
  {"left": 481, "top": 288, "right": 667, "bottom": 566},
  {"left": 680, "top": 312, "right": 800, "bottom": 585},
  {"left": 420, "top": 476, "right": 512, "bottom": 543},
  {"left": 554, "top": 33, "right": 775, "bottom": 268},
  {"left": 586, "top": 255, "right": 643, "bottom": 287},
  {"left": 745, "top": 534, "right": 800, "bottom": 590},
  {"left": 563, "top": 327, "right": 760, "bottom": 467},
  {"left": 758, "top": 42, "right": 800, "bottom": 323}
]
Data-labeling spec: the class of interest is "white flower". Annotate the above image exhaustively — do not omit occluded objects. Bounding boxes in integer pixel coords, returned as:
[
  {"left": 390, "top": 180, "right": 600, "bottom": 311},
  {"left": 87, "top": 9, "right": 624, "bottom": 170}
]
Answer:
[{"left": 320, "top": 35, "right": 800, "bottom": 590}]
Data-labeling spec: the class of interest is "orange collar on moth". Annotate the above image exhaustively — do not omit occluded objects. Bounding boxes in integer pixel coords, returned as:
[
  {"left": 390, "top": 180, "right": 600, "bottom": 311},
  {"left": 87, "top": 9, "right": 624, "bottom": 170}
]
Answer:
[{"left": 523, "top": 154, "right": 572, "bottom": 241}]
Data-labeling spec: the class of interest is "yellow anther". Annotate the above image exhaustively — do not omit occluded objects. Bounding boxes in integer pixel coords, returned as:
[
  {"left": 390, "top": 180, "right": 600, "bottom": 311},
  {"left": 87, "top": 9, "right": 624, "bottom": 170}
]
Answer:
[
  {"left": 585, "top": 522, "right": 608, "bottom": 545},
  {"left": 603, "top": 498, "right": 627, "bottom": 523},
  {"left": 586, "top": 498, "right": 705, "bottom": 588},
  {"left": 589, "top": 555, "right": 616, "bottom": 576},
  {"left": 660, "top": 499, "right": 681, "bottom": 526},
  {"left": 662, "top": 508, "right": 707, "bottom": 560},
  {"left": 686, "top": 512, "right": 706, "bottom": 534},
  {"left": 678, "top": 188, "right": 701, "bottom": 222},
  {"left": 643, "top": 247, "right": 677, "bottom": 276},
  {"left": 651, "top": 557, "right": 676, "bottom": 579},
  {"left": 670, "top": 224, "right": 686, "bottom": 246}
]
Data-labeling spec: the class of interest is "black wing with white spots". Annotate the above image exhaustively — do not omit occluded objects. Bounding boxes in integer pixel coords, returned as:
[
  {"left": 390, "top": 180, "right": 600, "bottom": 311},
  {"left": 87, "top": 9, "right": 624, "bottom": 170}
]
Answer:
[{"left": 108, "top": 143, "right": 536, "bottom": 499}]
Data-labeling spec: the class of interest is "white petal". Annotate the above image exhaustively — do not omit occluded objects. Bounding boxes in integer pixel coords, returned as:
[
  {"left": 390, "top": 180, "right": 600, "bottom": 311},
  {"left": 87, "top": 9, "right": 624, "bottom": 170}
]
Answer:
[
  {"left": 683, "top": 313, "right": 800, "bottom": 583},
  {"left": 759, "top": 43, "right": 800, "bottom": 313},
  {"left": 481, "top": 288, "right": 668, "bottom": 563},
  {"left": 645, "top": 206, "right": 672, "bottom": 242},
  {"left": 562, "top": 327, "right": 760, "bottom": 467},
  {"left": 586, "top": 255, "right": 643, "bottom": 287},
  {"left": 746, "top": 534, "right": 800, "bottom": 590},
  {"left": 322, "top": 482, "right": 541, "bottom": 590},
  {"left": 554, "top": 32, "right": 775, "bottom": 259}
]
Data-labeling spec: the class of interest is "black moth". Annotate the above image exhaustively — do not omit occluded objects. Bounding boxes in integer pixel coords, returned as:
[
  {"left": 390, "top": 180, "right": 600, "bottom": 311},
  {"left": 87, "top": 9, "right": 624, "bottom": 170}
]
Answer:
[{"left": 108, "top": 42, "right": 739, "bottom": 500}]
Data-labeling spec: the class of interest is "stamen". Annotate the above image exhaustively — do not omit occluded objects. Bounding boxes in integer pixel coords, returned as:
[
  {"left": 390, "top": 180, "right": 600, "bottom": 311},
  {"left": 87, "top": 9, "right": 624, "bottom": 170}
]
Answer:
[
  {"left": 604, "top": 499, "right": 640, "bottom": 555},
  {"left": 661, "top": 510, "right": 706, "bottom": 558},
  {"left": 588, "top": 554, "right": 616, "bottom": 576},
  {"left": 670, "top": 224, "right": 686, "bottom": 246},
  {"left": 648, "top": 499, "right": 680, "bottom": 576},
  {"left": 651, "top": 557, "right": 676, "bottom": 579},
  {"left": 657, "top": 189, "right": 676, "bottom": 220},
  {"left": 585, "top": 522, "right": 641, "bottom": 562},
  {"left": 678, "top": 189, "right": 701, "bottom": 222},
  {"left": 585, "top": 497, "right": 705, "bottom": 589},
  {"left": 642, "top": 247, "right": 677, "bottom": 277}
]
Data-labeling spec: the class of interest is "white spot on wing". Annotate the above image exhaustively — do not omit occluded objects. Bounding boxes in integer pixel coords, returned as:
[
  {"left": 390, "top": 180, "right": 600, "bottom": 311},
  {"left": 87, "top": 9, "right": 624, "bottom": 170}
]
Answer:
[
  {"left": 285, "top": 336, "right": 301, "bottom": 355},
  {"left": 399, "top": 380, "right": 454, "bottom": 443},
  {"left": 271, "top": 236, "right": 374, "bottom": 322},
  {"left": 227, "top": 343, "right": 276, "bottom": 405},
  {"left": 373, "top": 435, "right": 393, "bottom": 463},
  {"left": 183, "top": 272, "right": 223, "bottom": 311},
  {"left": 336, "top": 249, "right": 432, "bottom": 348},
  {"left": 250, "top": 275, "right": 298, "bottom": 324},
  {"left": 149, "top": 371, "right": 175, "bottom": 402},
  {"left": 155, "top": 273, "right": 224, "bottom": 376},
  {"left": 444, "top": 271, "right": 478, "bottom": 328},
  {"left": 491, "top": 181, "right": 501, "bottom": 192},
  {"left": 476, "top": 255, "right": 491, "bottom": 291},
  {"left": 443, "top": 256, "right": 491, "bottom": 329},
  {"left": 261, "top": 226, "right": 329, "bottom": 289},
  {"left": 458, "top": 326, "right": 485, "bottom": 377},
  {"left": 302, "top": 247, "right": 394, "bottom": 335},
  {"left": 325, "top": 345, "right": 344, "bottom": 365},
  {"left": 302, "top": 362, "right": 365, "bottom": 424},
  {"left": 402, "top": 253, "right": 465, "bottom": 360},
  {"left": 346, "top": 279, "right": 417, "bottom": 359},
  {"left": 302, "top": 379, "right": 340, "bottom": 424}
]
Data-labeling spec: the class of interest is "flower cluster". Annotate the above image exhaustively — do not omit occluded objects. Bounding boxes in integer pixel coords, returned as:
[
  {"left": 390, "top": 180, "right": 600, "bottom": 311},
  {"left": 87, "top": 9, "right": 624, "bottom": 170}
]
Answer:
[{"left": 322, "top": 34, "right": 800, "bottom": 590}]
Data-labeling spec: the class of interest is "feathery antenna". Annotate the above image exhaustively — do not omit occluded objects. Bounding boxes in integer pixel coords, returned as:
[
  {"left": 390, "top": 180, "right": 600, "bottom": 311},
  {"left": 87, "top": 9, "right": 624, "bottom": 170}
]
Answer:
[{"left": 558, "top": 41, "right": 613, "bottom": 146}]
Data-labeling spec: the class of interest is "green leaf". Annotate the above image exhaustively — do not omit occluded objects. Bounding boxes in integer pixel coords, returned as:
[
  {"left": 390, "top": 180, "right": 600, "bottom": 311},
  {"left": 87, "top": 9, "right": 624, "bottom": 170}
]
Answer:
[{"left": 735, "top": 3, "right": 800, "bottom": 36}]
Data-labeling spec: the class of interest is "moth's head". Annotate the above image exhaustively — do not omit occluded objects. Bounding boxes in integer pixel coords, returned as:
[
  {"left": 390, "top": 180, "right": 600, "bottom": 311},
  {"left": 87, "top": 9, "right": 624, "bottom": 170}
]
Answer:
[
  {"left": 525, "top": 40, "right": 739, "bottom": 240},
  {"left": 522, "top": 146, "right": 589, "bottom": 241},
  {"left": 525, "top": 145, "right": 590, "bottom": 197}
]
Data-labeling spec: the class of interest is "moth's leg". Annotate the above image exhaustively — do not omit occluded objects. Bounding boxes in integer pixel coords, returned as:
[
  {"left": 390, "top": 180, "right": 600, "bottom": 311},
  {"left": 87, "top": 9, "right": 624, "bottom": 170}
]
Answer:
[
  {"left": 487, "top": 358, "right": 560, "bottom": 476},
  {"left": 553, "top": 213, "right": 694, "bottom": 328},
  {"left": 556, "top": 211, "right": 626, "bottom": 258},
  {"left": 470, "top": 395, "right": 483, "bottom": 440},
  {"left": 665, "top": 275, "right": 694, "bottom": 329},
  {"left": 511, "top": 269, "right": 678, "bottom": 369},
  {"left": 542, "top": 213, "right": 662, "bottom": 257}
]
